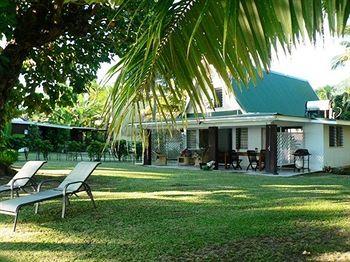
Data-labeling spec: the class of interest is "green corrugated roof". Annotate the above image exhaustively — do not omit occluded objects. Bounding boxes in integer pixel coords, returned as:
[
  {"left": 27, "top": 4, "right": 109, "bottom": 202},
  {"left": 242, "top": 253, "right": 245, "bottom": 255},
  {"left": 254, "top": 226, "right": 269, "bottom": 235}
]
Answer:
[{"left": 232, "top": 72, "right": 318, "bottom": 117}]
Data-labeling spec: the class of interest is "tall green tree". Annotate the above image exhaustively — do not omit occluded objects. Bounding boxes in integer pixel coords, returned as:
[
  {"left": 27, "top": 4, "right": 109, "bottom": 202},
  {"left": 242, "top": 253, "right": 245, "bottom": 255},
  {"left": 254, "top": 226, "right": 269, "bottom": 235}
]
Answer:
[
  {"left": 105, "top": 0, "right": 350, "bottom": 141},
  {"left": 316, "top": 85, "right": 336, "bottom": 100},
  {"left": 31, "top": 81, "right": 109, "bottom": 127},
  {"left": 0, "top": 0, "right": 146, "bottom": 133}
]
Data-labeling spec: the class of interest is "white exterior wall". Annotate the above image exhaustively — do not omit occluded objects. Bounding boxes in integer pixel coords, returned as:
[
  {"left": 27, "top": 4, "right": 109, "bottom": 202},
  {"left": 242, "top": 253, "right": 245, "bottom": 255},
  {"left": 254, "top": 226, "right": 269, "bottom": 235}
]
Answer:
[
  {"left": 303, "top": 123, "right": 324, "bottom": 171},
  {"left": 187, "top": 86, "right": 242, "bottom": 114},
  {"left": 231, "top": 126, "right": 263, "bottom": 166},
  {"left": 323, "top": 125, "right": 350, "bottom": 168},
  {"left": 231, "top": 128, "right": 236, "bottom": 150},
  {"left": 231, "top": 127, "right": 263, "bottom": 151},
  {"left": 248, "top": 127, "right": 262, "bottom": 150},
  {"left": 187, "top": 67, "right": 243, "bottom": 114}
]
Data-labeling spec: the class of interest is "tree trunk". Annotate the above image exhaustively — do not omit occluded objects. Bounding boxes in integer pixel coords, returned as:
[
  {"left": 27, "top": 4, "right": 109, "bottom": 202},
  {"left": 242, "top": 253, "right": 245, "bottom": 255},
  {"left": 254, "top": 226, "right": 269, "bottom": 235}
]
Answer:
[
  {"left": 0, "top": 43, "right": 30, "bottom": 132},
  {"left": 0, "top": 2, "right": 100, "bottom": 177},
  {"left": 0, "top": 43, "right": 30, "bottom": 169},
  {"left": 0, "top": 163, "right": 16, "bottom": 177}
]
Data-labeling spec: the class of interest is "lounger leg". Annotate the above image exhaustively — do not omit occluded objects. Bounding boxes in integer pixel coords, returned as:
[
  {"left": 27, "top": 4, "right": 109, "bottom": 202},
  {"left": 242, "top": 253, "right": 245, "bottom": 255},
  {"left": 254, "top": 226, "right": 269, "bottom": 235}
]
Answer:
[
  {"left": 87, "top": 190, "right": 96, "bottom": 209},
  {"left": 34, "top": 203, "right": 39, "bottom": 214},
  {"left": 13, "top": 212, "right": 19, "bottom": 232},
  {"left": 84, "top": 185, "right": 96, "bottom": 208},
  {"left": 62, "top": 196, "right": 67, "bottom": 218}
]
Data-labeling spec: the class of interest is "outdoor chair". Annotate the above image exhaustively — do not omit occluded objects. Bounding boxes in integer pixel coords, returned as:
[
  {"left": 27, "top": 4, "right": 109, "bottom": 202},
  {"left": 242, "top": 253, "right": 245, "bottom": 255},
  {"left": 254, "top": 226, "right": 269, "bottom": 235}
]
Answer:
[
  {"left": 246, "top": 150, "right": 259, "bottom": 171},
  {"left": 0, "top": 161, "right": 100, "bottom": 232},
  {"left": 0, "top": 161, "right": 46, "bottom": 199},
  {"left": 259, "top": 150, "right": 266, "bottom": 171},
  {"left": 231, "top": 150, "right": 242, "bottom": 170}
]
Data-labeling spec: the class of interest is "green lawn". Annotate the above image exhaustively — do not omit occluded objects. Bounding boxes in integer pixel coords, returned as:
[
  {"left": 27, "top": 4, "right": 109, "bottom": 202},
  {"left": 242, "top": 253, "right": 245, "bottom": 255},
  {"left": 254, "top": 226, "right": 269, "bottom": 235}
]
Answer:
[{"left": 0, "top": 161, "right": 350, "bottom": 261}]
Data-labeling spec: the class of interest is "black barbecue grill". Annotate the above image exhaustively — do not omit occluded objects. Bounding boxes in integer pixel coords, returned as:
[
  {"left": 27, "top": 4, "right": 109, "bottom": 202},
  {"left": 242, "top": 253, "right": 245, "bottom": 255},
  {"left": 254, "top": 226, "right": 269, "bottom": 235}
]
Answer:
[{"left": 293, "top": 149, "right": 311, "bottom": 172}]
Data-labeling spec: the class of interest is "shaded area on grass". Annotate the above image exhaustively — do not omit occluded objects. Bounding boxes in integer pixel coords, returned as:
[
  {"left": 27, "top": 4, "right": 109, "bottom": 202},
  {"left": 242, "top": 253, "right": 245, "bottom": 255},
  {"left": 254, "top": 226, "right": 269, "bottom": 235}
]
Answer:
[{"left": 0, "top": 161, "right": 350, "bottom": 261}]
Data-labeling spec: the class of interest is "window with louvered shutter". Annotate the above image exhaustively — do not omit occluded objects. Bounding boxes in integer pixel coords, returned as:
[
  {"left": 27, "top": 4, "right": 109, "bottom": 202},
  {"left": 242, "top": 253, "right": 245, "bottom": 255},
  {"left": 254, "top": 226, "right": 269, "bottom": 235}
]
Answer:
[
  {"left": 187, "top": 130, "right": 197, "bottom": 149},
  {"left": 214, "top": 88, "right": 223, "bottom": 108},
  {"left": 336, "top": 126, "right": 343, "bottom": 146},
  {"left": 329, "top": 126, "right": 336, "bottom": 147},
  {"left": 329, "top": 126, "right": 343, "bottom": 147},
  {"left": 236, "top": 128, "right": 248, "bottom": 150}
]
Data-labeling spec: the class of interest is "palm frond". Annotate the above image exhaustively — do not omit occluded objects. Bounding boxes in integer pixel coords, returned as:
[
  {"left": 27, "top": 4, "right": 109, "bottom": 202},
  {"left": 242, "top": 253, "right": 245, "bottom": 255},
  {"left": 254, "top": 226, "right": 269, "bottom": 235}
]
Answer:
[{"left": 105, "top": 0, "right": 350, "bottom": 142}]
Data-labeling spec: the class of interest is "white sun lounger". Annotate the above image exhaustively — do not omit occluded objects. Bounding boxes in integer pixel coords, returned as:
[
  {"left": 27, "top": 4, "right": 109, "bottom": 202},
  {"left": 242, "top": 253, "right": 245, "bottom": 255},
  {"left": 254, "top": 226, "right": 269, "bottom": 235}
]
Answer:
[
  {"left": 0, "top": 161, "right": 100, "bottom": 231},
  {"left": 0, "top": 161, "right": 46, "bottom": 198}
]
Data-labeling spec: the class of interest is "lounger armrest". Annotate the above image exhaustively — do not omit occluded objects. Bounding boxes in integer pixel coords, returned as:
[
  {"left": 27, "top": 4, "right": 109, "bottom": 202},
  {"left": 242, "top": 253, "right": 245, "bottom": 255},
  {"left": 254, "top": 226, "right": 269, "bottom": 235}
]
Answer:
[
  {"left": 10, "top": 177, "right": 36, "bottom": 190},
  {"left": 62, "top": 181, "right": 90, "bottom": 196},
  {"left": 37, "top": 179, "right": 61, "bottom": 192}
]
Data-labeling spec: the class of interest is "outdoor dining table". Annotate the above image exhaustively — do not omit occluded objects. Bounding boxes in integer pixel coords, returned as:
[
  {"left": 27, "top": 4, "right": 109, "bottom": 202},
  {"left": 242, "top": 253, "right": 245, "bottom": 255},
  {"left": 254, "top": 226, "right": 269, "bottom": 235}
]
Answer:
[{"left": 224, "top": 151, "right": 264, "bottom": 171}]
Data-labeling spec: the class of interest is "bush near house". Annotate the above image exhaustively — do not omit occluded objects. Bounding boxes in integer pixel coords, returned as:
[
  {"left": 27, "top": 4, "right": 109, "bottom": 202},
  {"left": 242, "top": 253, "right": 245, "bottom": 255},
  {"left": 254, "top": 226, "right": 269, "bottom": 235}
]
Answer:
[
  {"left": 115, "top": 140, "right": 128, "bottom": 161},
  {"left": 0, "top": 149, "right": 18, "bottom": 166},
  {"left": 87, "top": 141, "right": 105, "bottom": 161}
]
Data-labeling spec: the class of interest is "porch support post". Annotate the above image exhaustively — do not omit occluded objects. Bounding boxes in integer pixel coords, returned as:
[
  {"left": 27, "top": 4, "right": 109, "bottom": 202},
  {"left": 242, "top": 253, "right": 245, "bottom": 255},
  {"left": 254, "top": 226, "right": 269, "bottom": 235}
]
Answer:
[
  {"left": 208, "top": 127, "right": 219, "bottom": 170},
  {"left": 265, "top": 124, "right": 278, "bottom": 174},
  {"left": 143, "top": 129, "right": 152, "bottom": 165}
]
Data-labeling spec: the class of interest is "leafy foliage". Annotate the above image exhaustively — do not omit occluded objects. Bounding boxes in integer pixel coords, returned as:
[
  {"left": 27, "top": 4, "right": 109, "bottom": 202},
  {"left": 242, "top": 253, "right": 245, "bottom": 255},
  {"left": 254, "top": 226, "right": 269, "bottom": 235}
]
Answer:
[
  {"left": 0, "top": 0, "right": 148, "bottom": 128},
  {"left": 37, "top": 140, "right": 53, "bottom": 160},
  {"left": 0, "top": 149, "right": 18, "bottom": 166},
  {"left": 45, "top": 129, "right": 70, "bottom": 153},
  {"left": 87, "top": 141, "right": 105, "bottom": 161},
  {"left": 31, "top": 81, "right": 109, "bottom": 128},
  {"left": 25, "top": 125, "right": 42, "bottom": 152},
  {"left": 106, "top": 0, "right": 350, "bottom": 142},
  {"left": 67, "top": 141, "right": 84, "bottom": 152},
  {"left": 0, "top": 122, "right": 25, "bottom": 152},
  {"left": 115, "top": 139, "right": 128, "bottom": 161},
  {"left": 316, "top": 85, "right": 336, "bottom": 100},
  {"left": 333, "top": 91, "right": 350, "bottom": 120},
  {"left": 316, "top": 85, "right": 350, "bottom": 120},
  {"left": 0, "top": 0, "right": 16, "bottom": 44},
  {"left": 135, "top": 141, "right": 143, "bottom": 161}
]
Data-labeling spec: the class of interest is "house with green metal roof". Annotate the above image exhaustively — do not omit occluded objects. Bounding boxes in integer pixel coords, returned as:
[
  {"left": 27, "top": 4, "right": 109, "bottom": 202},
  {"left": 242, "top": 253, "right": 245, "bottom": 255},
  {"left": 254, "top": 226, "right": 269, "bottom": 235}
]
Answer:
[
  {"left": 142, "top": 71, "right": 350, "bottom": 174},
  {"left": 232, "top": 72, "right": 319, "bottom": 117}
]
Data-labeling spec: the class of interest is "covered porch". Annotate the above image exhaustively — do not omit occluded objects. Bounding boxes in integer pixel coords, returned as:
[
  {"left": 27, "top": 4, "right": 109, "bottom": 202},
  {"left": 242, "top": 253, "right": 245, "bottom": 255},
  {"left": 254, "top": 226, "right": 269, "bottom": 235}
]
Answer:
[
  {"left": 144, "top": 162, "right": 306, "bottom": 177},
  {"left": 142, "top": 113, "right": 318, "bottom": 174}
]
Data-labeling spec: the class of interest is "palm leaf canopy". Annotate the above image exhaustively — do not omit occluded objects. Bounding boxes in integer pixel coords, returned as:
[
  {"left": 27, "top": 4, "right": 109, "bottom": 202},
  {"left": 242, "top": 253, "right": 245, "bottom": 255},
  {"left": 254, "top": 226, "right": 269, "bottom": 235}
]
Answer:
[{"left": 103, "top": 0, "right": 350, "bottom": 142}]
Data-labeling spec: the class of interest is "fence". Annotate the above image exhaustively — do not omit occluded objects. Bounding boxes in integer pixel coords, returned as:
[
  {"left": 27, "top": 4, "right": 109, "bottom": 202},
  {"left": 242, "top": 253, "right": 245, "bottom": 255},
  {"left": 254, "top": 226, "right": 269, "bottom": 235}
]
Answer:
[
  {"left": 277, "top": 131, "right": 304, "bottom": 167},
  {"left": 151, "top": 130, "right": 185, "bottom": 160}
]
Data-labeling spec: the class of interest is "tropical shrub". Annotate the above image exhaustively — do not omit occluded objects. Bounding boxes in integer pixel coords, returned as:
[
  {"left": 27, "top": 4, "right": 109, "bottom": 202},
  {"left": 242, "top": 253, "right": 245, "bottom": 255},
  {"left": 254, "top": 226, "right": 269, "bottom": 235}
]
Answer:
[
  {"left": 0, "top": 149, "right": 18, "bottom": 166},
  {"left": 25, "top": 125, "right": 42, "bottom": 152},
  {"left": 46, "top": 129, "right": 70, "bottom": 152},
  {"left": 135, "top": 142, "right": 143, "bottom": 161},
  {"left": 38, "top": 140, "right": 53, "bottom": 160},
  {"left": 87, "top": 141, "right": 105, "bottom": 161},
  {"left": 8, "top": 134, "right": 26, "bottom": 150},
  {"left": 66, "top": 141, "right": 84, "bottom": 152},
  {"left": 115, "top": 140, "right": 128, "bottom": 161}
]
